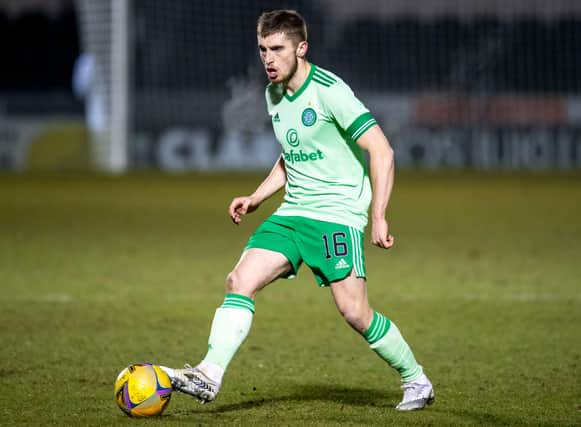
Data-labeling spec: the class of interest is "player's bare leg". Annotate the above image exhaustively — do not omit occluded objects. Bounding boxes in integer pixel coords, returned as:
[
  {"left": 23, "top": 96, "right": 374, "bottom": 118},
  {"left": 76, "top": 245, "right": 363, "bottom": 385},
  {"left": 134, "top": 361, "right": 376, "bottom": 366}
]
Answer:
[
  {"left": 330, "top": 270, "right": 374, "bottom": 334},
  {"left": 162, "top": 248, "right": 291, "bottom": 403},
  {"left": 226, "top": 248, "right": 291, "bottom": 298},
  {"left": 330, "top": 270, "right": 434, "bottom": 411}
]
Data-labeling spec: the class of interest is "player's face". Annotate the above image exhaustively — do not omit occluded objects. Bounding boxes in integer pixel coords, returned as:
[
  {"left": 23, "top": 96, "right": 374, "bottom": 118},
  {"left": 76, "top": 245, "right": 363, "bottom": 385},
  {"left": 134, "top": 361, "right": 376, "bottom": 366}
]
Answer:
[{"left": 258, "top": 32, "right": 302, "bottom": 84}]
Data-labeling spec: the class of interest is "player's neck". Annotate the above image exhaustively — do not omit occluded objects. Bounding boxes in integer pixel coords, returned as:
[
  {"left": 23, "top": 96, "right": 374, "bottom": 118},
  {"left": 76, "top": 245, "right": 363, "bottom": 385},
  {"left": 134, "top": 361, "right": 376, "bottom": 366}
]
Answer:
[{"left": 285, "top": 60, "right": 311, "bottom": 96}]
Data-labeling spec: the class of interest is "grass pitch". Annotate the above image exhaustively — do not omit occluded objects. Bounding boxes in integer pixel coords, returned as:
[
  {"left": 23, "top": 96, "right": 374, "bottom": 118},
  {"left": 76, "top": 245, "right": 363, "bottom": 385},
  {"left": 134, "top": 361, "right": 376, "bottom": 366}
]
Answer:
[{"left": 0, "top": 172, "right": 580, "bottom": 426}]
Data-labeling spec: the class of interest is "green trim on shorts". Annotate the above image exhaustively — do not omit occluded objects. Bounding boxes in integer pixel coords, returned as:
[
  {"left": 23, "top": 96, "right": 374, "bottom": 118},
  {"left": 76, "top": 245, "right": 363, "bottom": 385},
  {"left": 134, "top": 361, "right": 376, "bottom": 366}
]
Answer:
[{"left": 246, "top": 215, "right": 366, "bottom": 287}]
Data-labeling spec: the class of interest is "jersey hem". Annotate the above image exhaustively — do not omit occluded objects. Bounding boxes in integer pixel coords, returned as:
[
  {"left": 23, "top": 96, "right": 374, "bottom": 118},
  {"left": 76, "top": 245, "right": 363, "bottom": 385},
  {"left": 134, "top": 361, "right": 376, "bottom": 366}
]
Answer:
[{"left": 272, "top": 209, "right": 367, "bottom": 232}]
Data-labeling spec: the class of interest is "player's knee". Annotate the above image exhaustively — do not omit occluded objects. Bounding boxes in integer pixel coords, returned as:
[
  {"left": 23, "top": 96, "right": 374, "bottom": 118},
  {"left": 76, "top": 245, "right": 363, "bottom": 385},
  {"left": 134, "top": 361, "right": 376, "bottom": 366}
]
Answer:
[
  {"left": 225, "top": 270, "right": 239, "bottom": 293},
  {"left": 338, "top": 304, "right": 372, "bottom": 332},
  {"left": 341, "top": 307, "right": 362, "bottom": 327},
  {"left": 225, "top": 269, "right": 254, "bottom": 295}
]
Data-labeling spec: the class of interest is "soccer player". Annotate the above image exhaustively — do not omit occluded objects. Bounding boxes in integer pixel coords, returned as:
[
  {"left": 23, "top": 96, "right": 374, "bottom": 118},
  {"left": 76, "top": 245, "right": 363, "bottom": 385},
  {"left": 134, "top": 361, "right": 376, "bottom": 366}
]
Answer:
[{"left": 161, "top": 9, "right": 434, "bottom": 411}]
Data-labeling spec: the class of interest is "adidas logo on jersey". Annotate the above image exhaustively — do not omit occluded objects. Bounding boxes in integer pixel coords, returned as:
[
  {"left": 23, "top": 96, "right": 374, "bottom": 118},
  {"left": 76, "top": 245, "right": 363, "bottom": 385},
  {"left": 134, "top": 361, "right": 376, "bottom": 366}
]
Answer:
[
  {"left": 335, "top": 258, "right": 350, "bottom": 269},
  {"left": 273, "top": 113, "right": 280, "bottom": 122}
]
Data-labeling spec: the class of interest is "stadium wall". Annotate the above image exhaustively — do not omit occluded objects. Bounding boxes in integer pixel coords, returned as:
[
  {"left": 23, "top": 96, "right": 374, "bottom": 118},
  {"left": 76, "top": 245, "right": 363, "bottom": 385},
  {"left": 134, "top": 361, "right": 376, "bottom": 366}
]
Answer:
[{"left": 2, "top": 0, "right": 581, "bottom": 172}]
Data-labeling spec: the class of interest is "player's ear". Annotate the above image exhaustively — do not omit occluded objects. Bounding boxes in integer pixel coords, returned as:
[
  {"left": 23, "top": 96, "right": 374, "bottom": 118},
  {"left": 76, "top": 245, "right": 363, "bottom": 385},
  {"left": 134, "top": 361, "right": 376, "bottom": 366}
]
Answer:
[{"left": 296, "top": 41, "right": 308, "bottom": 58}]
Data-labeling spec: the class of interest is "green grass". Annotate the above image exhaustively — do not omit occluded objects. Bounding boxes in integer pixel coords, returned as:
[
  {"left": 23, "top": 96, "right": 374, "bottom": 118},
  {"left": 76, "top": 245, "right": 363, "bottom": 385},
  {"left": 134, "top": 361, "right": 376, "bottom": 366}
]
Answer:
[{"left": 1, "top": 172, "right": 580, "bottom": 426}]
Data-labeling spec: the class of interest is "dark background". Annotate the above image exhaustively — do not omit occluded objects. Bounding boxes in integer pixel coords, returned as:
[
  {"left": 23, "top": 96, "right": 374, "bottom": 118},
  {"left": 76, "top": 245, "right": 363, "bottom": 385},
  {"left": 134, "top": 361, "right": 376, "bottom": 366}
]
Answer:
[{"left": 2, "top": 0, "right": 580, "bottom": 116}]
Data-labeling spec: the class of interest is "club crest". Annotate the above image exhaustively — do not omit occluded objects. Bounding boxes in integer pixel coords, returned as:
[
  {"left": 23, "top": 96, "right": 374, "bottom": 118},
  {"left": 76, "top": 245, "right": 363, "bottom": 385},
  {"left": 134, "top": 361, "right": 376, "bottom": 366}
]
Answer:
[{"left": 301, "top": 107, "right": 317, "bottom": 127}]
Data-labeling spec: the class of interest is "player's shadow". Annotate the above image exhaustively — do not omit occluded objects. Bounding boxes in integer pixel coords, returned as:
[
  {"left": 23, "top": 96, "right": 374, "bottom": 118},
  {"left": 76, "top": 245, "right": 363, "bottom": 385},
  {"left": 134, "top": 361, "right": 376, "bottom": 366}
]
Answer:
[
  {"left": 192, "top": 384, "right": 397, "bottom": 414},
  {"left": 187, "top": 390, "right": 550, "bottom": 427}
]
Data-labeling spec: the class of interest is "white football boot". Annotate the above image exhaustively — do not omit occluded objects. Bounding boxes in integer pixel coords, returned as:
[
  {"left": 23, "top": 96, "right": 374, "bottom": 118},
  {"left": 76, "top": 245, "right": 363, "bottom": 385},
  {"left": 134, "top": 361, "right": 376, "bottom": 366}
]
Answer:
[
  {"left": 169, "top": 364, "right": 219, "bottom": 404},
  {"left": 395, "top": 373, "right": 435, "bottom": 411}
]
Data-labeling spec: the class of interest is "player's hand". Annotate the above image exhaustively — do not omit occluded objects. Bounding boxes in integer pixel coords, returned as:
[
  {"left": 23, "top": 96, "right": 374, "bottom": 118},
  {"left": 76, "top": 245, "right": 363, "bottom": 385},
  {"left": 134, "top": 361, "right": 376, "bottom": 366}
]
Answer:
[
  {"left": 228, "top": 196, "right": 259, "bottom": 224},
  {"left": 371, "top": 217, "right": 395, "bottom": 249}
]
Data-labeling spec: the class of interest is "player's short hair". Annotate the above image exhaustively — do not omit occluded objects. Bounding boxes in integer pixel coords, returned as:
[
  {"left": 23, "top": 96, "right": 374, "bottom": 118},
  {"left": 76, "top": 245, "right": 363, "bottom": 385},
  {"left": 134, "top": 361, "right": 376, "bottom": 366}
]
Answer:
[{"left": 257, "top": 10, "right": 307, "bottom": 45}]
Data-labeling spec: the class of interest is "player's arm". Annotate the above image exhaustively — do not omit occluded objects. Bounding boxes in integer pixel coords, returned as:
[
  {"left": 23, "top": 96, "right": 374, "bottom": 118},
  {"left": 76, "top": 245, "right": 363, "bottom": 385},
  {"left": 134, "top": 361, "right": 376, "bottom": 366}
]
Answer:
[
  {"left": 356, "top": 125, "right": 395, "bottom": 249},
  {"left": 229, "top": 155, "right": 287, "bottom": 224}
]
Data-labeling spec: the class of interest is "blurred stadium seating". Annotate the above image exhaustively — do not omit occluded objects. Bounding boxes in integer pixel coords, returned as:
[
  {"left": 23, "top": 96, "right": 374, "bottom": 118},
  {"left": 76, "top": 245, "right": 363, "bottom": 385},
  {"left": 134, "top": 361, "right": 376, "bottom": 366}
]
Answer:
[
  {"left": 1, "top": 0, "right": 580, "bottom": 171},
  {"left": 0, "top": 3, "right": 79, "bottom": 113}
]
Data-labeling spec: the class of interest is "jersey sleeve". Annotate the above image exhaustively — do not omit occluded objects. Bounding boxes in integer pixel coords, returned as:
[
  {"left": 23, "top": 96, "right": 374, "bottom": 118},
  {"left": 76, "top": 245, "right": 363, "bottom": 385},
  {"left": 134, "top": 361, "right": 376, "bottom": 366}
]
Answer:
[{"left": 323, "top": 80, "right": 378, "bottom": 141}]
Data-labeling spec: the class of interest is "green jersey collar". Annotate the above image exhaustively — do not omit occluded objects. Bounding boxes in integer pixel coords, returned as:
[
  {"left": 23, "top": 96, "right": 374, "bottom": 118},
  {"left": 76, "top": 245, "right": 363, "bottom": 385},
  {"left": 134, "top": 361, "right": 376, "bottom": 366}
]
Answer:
[{"left": 284, "top": 63, "right": 316, "bottom": 102}]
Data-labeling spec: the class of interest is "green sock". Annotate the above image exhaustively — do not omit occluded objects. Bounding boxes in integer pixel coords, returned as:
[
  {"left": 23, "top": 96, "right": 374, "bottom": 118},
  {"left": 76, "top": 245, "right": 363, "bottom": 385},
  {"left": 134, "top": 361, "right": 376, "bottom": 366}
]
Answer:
[
  {"left": 202, "top": 294, "right": 255, "bottom": 371},
  {"left": 364, "top": 311, "right": 423, "bottom": 382}
]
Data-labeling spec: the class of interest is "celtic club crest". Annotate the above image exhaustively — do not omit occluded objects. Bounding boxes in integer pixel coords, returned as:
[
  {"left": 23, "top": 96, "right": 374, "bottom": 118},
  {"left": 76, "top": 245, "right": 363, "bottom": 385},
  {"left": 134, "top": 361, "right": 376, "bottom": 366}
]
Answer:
[{"left": 301, "top": 108, "right": 317, "bottom": 127}]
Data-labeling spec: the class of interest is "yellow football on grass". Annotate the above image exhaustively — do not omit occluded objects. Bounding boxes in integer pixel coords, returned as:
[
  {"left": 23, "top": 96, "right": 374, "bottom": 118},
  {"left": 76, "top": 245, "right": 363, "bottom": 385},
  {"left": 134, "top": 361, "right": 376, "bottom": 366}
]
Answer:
[{"left": 114, "top": 363, "right": 172, "bottom": 417}]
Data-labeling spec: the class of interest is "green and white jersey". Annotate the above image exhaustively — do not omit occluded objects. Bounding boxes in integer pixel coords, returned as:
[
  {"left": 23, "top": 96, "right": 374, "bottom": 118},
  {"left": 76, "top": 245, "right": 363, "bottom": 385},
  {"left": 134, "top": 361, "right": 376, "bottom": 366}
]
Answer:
[{"left": 265, "top": 64, "right": 377, "bottom": 231}]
